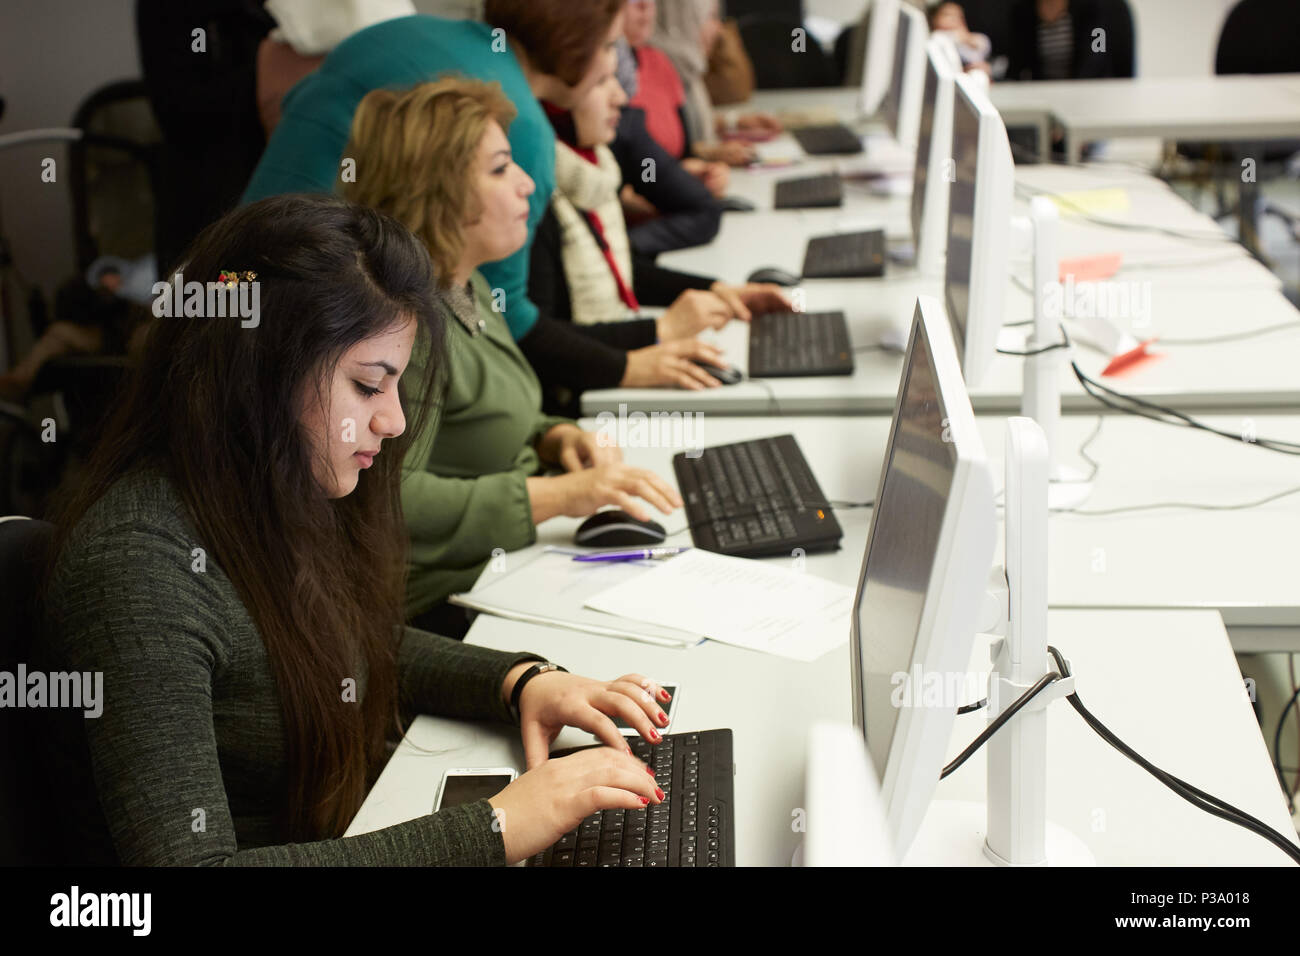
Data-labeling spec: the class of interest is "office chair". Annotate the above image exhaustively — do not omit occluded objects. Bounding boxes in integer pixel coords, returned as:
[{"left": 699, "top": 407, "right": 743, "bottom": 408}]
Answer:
[
  {"left": 0, "top": 516, "right": 64, "bottom": 865},
  {"left": 737, "top": 13, "right": 838, "bottom": 88}
]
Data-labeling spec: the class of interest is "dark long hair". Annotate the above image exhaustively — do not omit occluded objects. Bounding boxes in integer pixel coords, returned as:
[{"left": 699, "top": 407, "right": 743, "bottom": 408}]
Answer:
[{"left": 46, "top": 193, "right": 446, "bottom": 840}]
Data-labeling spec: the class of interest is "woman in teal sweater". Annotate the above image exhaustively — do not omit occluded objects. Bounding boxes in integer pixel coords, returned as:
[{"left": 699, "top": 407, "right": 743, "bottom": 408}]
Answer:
[
  {"left": 344, "top": 78, "right": 686, "bottom": 635},
  {"left": 37, "top": 194, "right": 669, "bottom": 865}
]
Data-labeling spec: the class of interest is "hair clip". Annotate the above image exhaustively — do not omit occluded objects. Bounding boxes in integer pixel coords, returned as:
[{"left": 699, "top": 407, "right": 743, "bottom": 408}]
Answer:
[{"left": 218, "top": 270, "right": 257, "bottom": 288}]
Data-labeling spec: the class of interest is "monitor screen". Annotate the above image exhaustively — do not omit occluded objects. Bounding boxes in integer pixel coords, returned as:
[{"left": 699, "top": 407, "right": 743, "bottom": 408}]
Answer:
[
  {"left": 943, "top": 87, "right": 980, "bottom": 361},
  {"left": 856, "top": 321, "right": 958, "bottom": 778},
  {"left": 882, "top": 8, "right": 912, "bottom": 140},
  {"left": 910, "top": 53, "right": 940, "bottom": 247}
]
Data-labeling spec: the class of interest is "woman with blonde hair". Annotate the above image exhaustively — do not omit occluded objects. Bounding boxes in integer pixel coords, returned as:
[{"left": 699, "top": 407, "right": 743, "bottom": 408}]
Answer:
[{"left": 343, "top": 77, "right": 695, "bottom": 639}]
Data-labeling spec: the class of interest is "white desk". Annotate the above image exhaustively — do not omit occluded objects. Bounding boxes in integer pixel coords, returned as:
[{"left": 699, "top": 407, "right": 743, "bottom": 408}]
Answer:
[
  {"left": 561, "top": 415, "right": 1300, "bottom": 645},
  {"left": 986, "top": 74, "right": 1300, "bottom": 164},
  {"left": 350, "top": 607, "right": 1296, "bottom": 865},
  {"left": 582, "top": 279, "right": 1300, "bottom": 417}
]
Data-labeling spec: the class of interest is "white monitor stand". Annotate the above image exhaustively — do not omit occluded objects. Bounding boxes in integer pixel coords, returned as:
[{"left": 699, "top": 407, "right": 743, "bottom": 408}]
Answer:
[
  {"left": 901, "top": 418, "right": 1095, "bottom": 866},
  {"left": 1022, "top": 197, "right": 1093, "bottom": 510}
]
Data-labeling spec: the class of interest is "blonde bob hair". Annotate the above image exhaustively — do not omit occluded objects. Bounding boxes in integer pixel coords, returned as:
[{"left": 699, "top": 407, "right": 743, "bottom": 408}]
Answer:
[{"left": 342, "top": 76, "right": 517, "bottom": 286}]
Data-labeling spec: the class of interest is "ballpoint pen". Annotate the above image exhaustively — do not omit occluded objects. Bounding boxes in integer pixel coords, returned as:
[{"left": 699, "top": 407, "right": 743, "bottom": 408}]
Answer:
[{"left": 572, "top": 547, "right": 691, "bottom": 563}]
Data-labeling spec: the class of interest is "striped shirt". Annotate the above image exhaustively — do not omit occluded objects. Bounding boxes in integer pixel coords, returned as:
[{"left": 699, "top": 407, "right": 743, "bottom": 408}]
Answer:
[{"left": 1037, "top": 13, "right": 1075, "bottom": 80}]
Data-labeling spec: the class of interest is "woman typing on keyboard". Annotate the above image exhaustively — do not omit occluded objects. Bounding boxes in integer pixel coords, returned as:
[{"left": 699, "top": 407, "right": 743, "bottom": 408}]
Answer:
[{"left": 37, "top": 194, "right": 671, "bottom": 866}]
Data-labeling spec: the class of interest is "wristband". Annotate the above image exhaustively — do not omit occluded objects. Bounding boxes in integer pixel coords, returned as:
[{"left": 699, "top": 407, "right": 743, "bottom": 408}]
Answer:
[{"left": 509, "top": 662, "right": 568, "bottom": 723}]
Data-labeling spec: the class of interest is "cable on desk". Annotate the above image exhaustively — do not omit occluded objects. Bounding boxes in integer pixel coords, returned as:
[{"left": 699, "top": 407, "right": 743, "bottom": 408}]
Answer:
[
  {"left": 1156, "top": 321, "right": 1300, "bottom": 346},
  {"left": 956, "top": 698, "right": 989, "bottom": 716},
  {"left": 749, "top": 377, "right": 785, "bottom": 417},
  {"left": 1056, "top": 482, "right": 1300, "bottom": 517},
  {"left": 1059, "top": 324, "right": 1300, "bottom": 456},
  {"left": 1046, "top": 645, "right": 1300, "bottom": 865},
  {"left": 1272, "top": 683, "right": 1300, "bottom": 812},
  {"left": 998, "top": 340, "right": 1072, "bottom": 357},
  {"left": 1013, "top": 181, "right": 1240, "bottom": 243}
]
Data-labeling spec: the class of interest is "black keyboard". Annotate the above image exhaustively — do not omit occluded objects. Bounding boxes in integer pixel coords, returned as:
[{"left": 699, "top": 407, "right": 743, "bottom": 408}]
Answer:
[
  {"left": 774, "top": 173, "right": 844, "bottom": 209},
  {"left": 802, "top": 229, "right": 886, "bottom": 279},
  {"left": 791, "top": 123, "right": 864, "bottom": 155},
  {"left": 672, "top": 435, "right": 843, "bottom": 558},
  {"left": 527, "top": 730, "right": 735, "bottom": 868},
  {"left": 749, "top": 310, "right": 854, "bottom": 377}
]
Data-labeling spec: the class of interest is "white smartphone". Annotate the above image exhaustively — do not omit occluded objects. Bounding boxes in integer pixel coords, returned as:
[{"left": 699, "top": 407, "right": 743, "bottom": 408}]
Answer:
[
  {"left": 433, "top": 767, "right": 517, "bottom": 812},
  {"left": 608, "top": 682, "right": 682, "bottom": 737}
]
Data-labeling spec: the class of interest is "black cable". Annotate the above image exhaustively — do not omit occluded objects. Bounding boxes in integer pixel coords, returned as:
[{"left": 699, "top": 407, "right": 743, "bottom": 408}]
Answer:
[
  {"left": 750, "top": 377, "right": 784, "bottom": 416},
  {"left": 1058, "top": 323, "right": 1300, "bottom": 456},
  {"left": 997, "top": 340, "right": 1071, "bottom": 357},
  {"left": 956, "top": 698, "right": 988, "bottom": 716},
  {"left": 940, "top": 673, "right": 1061, "bottom": 779},
  {"left": 1272, "top": 685, "right": 1300, "bottom": 812},
  {"left": 1046, "top": 646, "right": 1300, "bottom": 865},
  {"left": 1059, "top": 483, "right": 1300, "bottom": 517}
]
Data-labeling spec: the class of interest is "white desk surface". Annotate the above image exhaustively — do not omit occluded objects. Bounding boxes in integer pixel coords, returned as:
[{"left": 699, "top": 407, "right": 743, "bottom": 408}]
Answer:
[
  {"left": 582, "top": 278, "right": 1300, "bottom": 417},
  {"left": 552, "top": 414, "right": 1300, "bottom": 639},
  {"left": 350, "top": 607, "right": 1296, "bottom": 866}
]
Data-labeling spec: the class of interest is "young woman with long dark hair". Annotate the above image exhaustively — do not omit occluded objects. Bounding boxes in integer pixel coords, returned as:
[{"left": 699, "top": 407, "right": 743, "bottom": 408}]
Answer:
[{"left": 36, "top": 194, "right": 669, "bottom": 866}]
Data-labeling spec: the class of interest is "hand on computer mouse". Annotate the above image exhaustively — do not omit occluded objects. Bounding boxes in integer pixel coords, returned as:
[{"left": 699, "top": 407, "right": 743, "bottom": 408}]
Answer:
[
  {"left": 487, "top": 746, "right": 662, "bottom": 864},
  {"left": 526, "top": 464, "right": 683, "bottom": 524},
  {"left": 622, "top": 340, "right": 727, "bottom": 390},
  {"left": 681, "top": 157, "right": 729, "bottom": 197},
  {"left": 709, "top": 282, "right": 795, "bottom": 321},
  {"left": 656, "top": 289, "right": 733, "bottom": 340}
]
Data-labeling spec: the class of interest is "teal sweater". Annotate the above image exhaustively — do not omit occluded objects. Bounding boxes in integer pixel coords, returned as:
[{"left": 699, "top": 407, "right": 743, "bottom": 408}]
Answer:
[
  {"left": 38, "top": 470, "right": 544, "bottom": 865},
  {"left": 242, "top": 15, "right": 552, "bottom": 339}
]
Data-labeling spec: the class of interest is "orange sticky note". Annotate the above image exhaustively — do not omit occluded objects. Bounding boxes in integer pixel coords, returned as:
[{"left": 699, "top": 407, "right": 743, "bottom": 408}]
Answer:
[
  {"left": 1059, "top": 253, "right": 1123, "bottom": 282},
  {"left": 1102, "top": 339, "right": 1159, "bottom": 377}
]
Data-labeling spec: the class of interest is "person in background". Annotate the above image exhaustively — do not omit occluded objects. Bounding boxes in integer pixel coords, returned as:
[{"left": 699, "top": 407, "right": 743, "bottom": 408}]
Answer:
[
  {"left": 1005, "top": 0, "right": 1126, "bottom": 82},
  {"left": 342, "top": 79, "right": 686, "bottom": 637},
  {"left": 643, "top": 0, "right": 781, "bottom": 169},
  {"left": 531, "top": 69, "right": 792, "bottom": 411},
  {"left": 244, "top": 1, "right": 726, "bottom": 400},
  {"left": 928, "top": 1, "right": 994, "bottom": 75},
  {"left": 611, "top": 39, "right": 725, "bottom": 257},
  {"left": 37, "top": 193, "right": 669, "bottom": 866}
]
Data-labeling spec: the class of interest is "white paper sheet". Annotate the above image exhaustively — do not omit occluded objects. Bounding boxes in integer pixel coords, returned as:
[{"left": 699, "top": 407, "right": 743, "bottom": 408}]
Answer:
[{"left": 584, "top": 549, "right": 852, "bottom": 662}]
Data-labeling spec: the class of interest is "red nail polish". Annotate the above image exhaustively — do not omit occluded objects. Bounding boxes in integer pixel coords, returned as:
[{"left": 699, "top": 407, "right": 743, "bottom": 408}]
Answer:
[
  {"left": 659, "top": 689, "right": 671, "bottom": 702},
  {"left": 655, "top": 787, "right": 664, "bottom": 801},
  {"left": 658, "top": 712, "right": 667, "bottom": 724},
  {"left": 639, "top": 797, "right": 649, "bottom": 805},
  {"left": 645, "top": 765, "right": 655, "bottom": 775},
  {"left": 650, "top": 730, "right": 661, "bottom": 742}
]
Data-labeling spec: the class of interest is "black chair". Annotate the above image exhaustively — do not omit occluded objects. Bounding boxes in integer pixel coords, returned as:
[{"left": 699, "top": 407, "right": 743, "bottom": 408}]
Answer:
[
  {"left": 1216, "top": 0, "right": 1300, "bottom": 75},
  {"left": 0, "top": 517, "right": 63, "bottom": 865},
  {"left": 724, "top": 0, "right": 802, "bottom": 19},
  {"left": 738, "top": 13, "right": 838, "bottom": 88}
]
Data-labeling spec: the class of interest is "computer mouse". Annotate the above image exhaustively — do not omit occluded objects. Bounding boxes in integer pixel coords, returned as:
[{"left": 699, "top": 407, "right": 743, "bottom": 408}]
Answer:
[
  {"left": 746, "top": 267, "right": 801, "bottom": 286},
  {"left": 574, "top": 510, "right": 668, "bottom": 548},
  {"left": 719, "top": 196, "right": 756, "bottom": 212},
  {"left": 692, "top": 360, "right": 744, "bottom": 385}
]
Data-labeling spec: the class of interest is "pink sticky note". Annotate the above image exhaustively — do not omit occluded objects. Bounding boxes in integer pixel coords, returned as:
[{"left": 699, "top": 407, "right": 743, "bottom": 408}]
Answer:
[{"left": 1059, "top": 253, "right": 1123, "bottom": 282}]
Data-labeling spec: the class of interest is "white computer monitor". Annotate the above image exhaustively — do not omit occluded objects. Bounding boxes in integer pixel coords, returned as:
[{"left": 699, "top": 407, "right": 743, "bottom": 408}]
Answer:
[
  {"left": 848, "top": 294, "right": 997, "bottom": 859},
  {"left": 860, "top": 0, "right": 900, "bottom": 117},
  {"left": 943, "top": 73, "right": 1014, "bottom": 389},
  {"left": 910, "top": 33, "right": 961, "bottom": 276},
  {"left": 881, "top": 1, "right": 929, "bottom": 154}
]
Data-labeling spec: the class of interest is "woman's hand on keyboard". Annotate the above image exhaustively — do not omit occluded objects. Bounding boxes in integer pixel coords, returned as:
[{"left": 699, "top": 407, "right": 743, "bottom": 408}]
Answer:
[
  {"left": 487, "top": 746, "right": 663, "bottom": 864},
  {"left": 710, "top": 282, "right": 794, "bottom": 321},
  {"left": 622, "top": 340, "right": 726, "bottom": 390},
  {"left": 518, "top": 671, "right": 674, "bottom": 768}
]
